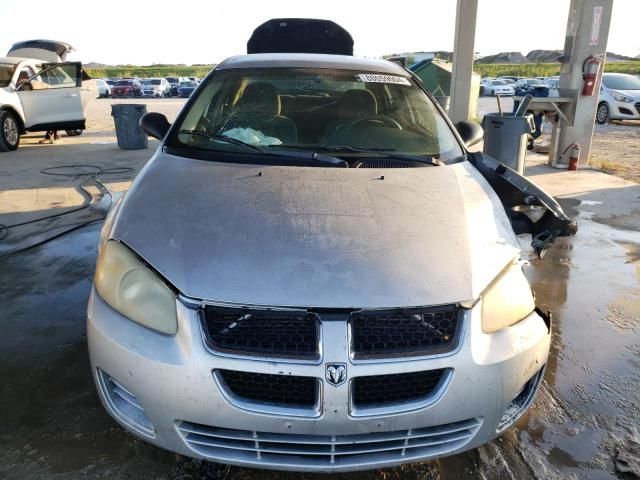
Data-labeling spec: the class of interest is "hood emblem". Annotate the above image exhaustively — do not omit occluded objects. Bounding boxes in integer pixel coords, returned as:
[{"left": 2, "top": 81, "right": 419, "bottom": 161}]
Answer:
[{"left": 326, "top": 363, "right": 347, "bottom": 387}]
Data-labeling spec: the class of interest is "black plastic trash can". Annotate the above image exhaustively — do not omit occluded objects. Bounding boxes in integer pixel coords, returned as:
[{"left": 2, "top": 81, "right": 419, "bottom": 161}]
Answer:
[
  {"left": 111, "top": 104, "right": 148, "bottom": 150},
  {"left": 481, "top": 113, "right": 534, "bottom": 175}
]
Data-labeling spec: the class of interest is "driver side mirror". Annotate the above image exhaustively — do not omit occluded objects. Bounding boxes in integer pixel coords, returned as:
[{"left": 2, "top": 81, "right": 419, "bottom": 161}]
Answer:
[
  {"left": 455, "top": 120, "right": 484, "bottom": 148},
  {"left": 140, "top": 112, "right": 170, "bottom": 140}
]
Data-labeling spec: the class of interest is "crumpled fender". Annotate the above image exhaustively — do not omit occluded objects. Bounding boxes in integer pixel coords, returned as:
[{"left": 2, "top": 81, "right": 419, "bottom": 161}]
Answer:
[{"left": 468, "top": 152, "right": 578, "bottom": 259}]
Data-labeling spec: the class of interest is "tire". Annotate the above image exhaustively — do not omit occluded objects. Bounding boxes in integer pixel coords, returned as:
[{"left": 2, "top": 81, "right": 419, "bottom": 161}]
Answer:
[
  {"left": 0, "top": 110, "right": 21, "bottom": 152},
  {"left": 65, "top": 129, "right": 83, "bottom": 137},
  {"left": 596, "top": 102, "right": 609, "bottom": 124}
]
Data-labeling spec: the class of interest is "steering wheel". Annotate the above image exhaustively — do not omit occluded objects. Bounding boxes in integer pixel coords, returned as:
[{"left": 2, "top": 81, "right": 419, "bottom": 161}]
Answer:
[{"left": 345, "top": 115, "right": 402, "bottom": 131}]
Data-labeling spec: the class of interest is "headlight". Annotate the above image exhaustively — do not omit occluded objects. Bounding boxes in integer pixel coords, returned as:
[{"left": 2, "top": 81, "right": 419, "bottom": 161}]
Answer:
[
  {"left": 481, "top": 262, "right": 535, "bottom": 333},
  {"left": 94, "top": 240, "right": 178, "bottom": 335},
  {"left": 612, "top": 91, "right": 634, "bottom": 103}
]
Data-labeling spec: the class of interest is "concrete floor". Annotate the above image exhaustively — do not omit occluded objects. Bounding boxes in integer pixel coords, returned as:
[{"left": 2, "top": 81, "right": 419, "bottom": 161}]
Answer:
[{"left": 1, "top": 102, "right": 639, "bottom": 479}]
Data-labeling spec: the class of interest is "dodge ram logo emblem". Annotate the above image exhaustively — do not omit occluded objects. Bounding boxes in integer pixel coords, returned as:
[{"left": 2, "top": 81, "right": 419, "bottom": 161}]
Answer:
[{"left": 326, "top": 363, "right": 347, "bottom": 387}]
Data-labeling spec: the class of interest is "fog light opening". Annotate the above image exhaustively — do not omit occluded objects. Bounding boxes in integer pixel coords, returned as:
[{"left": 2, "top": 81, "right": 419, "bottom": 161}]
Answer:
[
  {"left": 98, "top": 369, "right": 155, "bottom": 438},
  {"left": 496, "top": 366, "right": 545, "bottom": 433}
]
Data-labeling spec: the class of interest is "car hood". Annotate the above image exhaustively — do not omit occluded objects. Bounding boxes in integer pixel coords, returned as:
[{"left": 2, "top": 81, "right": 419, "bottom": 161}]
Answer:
[{"left": 111, "top": 153, "right": 521, "bottom": 308}]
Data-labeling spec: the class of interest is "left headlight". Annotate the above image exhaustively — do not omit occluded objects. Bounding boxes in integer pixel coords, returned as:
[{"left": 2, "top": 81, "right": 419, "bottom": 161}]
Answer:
[
  {"left": 481, "top": 261, "right": 535, "bottom": 334},
  {"left": 94, "top": 240, "right": 178, "bottom": 335},
  {"left": 612, "top": 91, "right": 634, "bottom": 103}
]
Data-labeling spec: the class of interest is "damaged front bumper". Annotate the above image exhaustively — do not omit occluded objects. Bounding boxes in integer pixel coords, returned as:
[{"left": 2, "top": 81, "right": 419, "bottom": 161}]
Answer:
[{"left": 87, "top": 288, "right": 551, "bottom": 473}]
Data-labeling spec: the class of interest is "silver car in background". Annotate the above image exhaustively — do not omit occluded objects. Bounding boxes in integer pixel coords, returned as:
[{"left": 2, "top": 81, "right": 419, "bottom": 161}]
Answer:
[{"left": 87, "top": 51, "right": 576, "bottom": 472}]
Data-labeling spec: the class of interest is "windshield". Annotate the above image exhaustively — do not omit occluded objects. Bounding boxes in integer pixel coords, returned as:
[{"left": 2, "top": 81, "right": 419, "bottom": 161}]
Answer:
[
  {"left": 169, "top": 67, "right": 463, "bottom": 163},
  {"left": 180, "top": 82, "right": 195, "bottom": 87},
  {"left": 0, "top": 63, "right": 16, "bottom": 87},
  {"left": 116, "top": 80, "right": 132, "bottom": 86},
  {"left": 150, "top": 79, "right": 161, "bottom": 85},
  {"left": 527, "top": 79, "right": 546, "bottom": 86},
  {"left": 603, "top": 74, "right": 640, "bottom": 90},
  {"left": 492, "top": 80, "right": 507, "bottom": 86}
]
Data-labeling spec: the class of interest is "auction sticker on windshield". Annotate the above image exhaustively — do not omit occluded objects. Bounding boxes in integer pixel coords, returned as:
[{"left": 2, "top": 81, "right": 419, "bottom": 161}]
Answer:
[{"left": 357, "top": 73, "right": 411, "bottom": 86}]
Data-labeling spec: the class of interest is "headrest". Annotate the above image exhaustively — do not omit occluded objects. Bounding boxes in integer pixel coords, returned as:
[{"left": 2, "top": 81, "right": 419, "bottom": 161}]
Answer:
[
  {"left": 339, "top": 89, "right": 377, "bottom": 118},
  {"left": 237, "top": 82, "right": 281, "bottom": 117}
]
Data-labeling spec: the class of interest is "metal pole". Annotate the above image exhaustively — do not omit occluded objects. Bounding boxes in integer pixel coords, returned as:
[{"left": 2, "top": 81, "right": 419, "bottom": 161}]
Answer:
[
  {"left": 555, "top": 0, "right": 614, "bottom": 167},
  {"left": 450, "top": 0, "right": 478, "bottom": 123}
]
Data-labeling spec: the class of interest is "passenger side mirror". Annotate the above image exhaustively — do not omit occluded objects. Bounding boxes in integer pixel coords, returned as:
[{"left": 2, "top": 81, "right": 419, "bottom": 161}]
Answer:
[
  {"left": 140, "top": 112, "right": 170, "bottom": 140},
  {"left": 16, "top": 81, "right": 33, "bottom": 91},
  {"left": 455, "top": 120, "right": 484, "bottom": 148}
]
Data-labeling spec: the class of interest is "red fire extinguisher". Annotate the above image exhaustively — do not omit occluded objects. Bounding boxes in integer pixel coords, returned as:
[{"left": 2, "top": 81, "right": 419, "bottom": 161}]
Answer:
[
  {"left": 568, "top": 143, "right": 581, "bottom": 170},
  {"left": 582, "top": 56, "right": 603, "bottom": 96}
]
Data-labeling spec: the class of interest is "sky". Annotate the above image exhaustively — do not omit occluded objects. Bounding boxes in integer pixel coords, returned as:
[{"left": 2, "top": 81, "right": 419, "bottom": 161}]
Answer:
[{"left": 0, "top": 0, "right": 638, "bottom": 65}]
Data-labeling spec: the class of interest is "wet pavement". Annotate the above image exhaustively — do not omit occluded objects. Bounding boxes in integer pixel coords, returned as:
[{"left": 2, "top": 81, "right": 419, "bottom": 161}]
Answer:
[{"left": 1, "top": 130, "right": 640, "bottom": 479}]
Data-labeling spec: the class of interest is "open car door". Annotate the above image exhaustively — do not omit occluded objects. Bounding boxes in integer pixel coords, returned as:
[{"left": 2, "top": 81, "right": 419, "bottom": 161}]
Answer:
[
  {"left": 469, "top": 152, "right": 578, "bottom": 259},
  {"left": 17, "top": 62, "right": 85, "bottom": 132}
]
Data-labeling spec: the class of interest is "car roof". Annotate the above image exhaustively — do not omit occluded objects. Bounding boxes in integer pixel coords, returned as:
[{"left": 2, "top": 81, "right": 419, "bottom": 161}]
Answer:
[
  {"left": 216, "top": 53, "right": 409, "bottom": 76},
  {"left": 603, "top": 72, "right": 632, "bottom": 77},
  {"left": 0, "top": 56, "right": 34, "bottom": 64}
]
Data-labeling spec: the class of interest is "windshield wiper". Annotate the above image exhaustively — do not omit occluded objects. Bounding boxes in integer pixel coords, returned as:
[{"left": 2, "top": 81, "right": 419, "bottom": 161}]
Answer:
[
  {"left": 271, "top": 144, "right": 443, "bottom": 166},
  {"left": 176, "top": 131, "right": 347, "bottom": 167},
  {"left": 177, "top": 130, "right": 264, "bottom": 153}
]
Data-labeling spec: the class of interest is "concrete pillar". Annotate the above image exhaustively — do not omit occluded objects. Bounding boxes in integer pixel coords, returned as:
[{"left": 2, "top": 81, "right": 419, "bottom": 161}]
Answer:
[
  {"left": 450, "top": 0, "right": 478, "bottom": 123},
  {"left": 556, "top": 0, "right": 614, "bottom": 167}
]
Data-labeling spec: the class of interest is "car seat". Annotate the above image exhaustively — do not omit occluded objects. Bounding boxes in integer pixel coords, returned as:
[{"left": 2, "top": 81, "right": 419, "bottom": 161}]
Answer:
[{"left": 232, "top": 82, "right": 297, "bottom": 144}]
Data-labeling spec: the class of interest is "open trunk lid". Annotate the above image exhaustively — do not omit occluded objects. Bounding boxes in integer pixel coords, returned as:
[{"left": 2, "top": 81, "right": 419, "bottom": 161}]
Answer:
[{"left": 7, "top": 39, "right": 74, "bottom": 62}]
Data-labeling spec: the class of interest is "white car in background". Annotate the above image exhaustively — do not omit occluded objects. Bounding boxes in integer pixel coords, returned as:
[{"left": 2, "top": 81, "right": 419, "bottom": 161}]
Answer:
[
  {"left": 0, "top": 40, "right": 94, "bottom": 151},
  {"left": 96, "top": 78, "right": 111, "bottom": 98},
  {"left": 141, "top": 78, "right": 171, "bottom": 98},
  {"left": 596, "top": 73, "right": 640, "bottom": 124},
  {"left": 483, "top": 79, "right": 515, "bottom": 96}
]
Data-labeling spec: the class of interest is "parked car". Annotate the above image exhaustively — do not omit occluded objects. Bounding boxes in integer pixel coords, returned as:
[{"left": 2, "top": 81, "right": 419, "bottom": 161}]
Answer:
[
  {"left": 479, "top": 77, "right": 495, "bottom": 96},
  {"left": 483, "top": 79, "right": 515, "bottom": 96},
  {"left": 0, "top": 40, "right": 91, "bottom": 151},
  {"left": 596, "top": 72, "right": 640, "bottom": 124},
  {"left": 88, "top": 19, "right": 577, "bottom": 474},
  {"left": 515, "top": 78, "right": 550, "bottom": 97},
  {"left": 141, "top": 78, "right": 171, "bottom": 98},
  {"left": 544, "top": 76, "right": 559, "bottom": 88},
  {"left": 96, "top": 78, "right": 111, "bottom": 98},
  {"left": 165, "top": 76, "right": 181, "bottom": 96},
  {"left": 177, "top": 80, "right": 197, "bottom": 97},
  {"left": 111, "top": 78, "right": 142, "bottom": 97}
]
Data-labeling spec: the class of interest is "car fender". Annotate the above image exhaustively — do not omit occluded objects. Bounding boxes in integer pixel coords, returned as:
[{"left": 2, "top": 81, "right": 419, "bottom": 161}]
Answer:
[
  {"left": 469, "top": 152, "right": 578, "bottom": 259},
  {"left": 0, "top": 88, "right": 27, "bottom": 132}
]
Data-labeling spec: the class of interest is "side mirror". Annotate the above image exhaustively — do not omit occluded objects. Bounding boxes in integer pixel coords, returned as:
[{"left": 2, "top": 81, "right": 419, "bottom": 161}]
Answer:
[
  {"left": 140, "top": 112, "right": 170, "bottom": 140},
  {"left": 16, "top": 81, "right": 33, "bottom": 91},
  {"left": 455, "top": 120, "right": 484, "bottom": 148}
]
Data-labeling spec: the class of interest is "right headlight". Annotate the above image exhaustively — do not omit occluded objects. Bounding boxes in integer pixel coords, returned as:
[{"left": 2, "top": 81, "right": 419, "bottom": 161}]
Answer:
[
  {"left": 94, "top": 240, "right": 178, "bottom": 335},
  {"left": 481, "top": 261, "right": 535, "bottom": 334}
]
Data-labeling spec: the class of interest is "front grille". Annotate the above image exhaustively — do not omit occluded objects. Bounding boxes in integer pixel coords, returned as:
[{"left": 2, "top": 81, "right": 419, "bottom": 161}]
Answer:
[
  {"left": 177, "top": 418, "right": 481, "bottom": 470},
  {"left": 216, "top": 370, "right": 318, "bottom": 408},
  {"left": 202, "top": 306, "right": 319, "bottom": 359},
  {"left": 352, "top": 369, "right": 448, "bottom": 408},
  {"left": 350, "top": 306, "right": 460, "bottom": 359}
]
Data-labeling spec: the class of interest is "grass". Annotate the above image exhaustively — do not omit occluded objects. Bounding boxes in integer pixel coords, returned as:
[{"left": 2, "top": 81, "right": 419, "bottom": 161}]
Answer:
[
  {"left": 85, "top": 65, "right": 216, "bottom": 79},
  {"left": 474, "top": 61, "right": 640, "bottom": 78},
  {"left": 85, "top": 61, "right": 640, "bottom": 80}
]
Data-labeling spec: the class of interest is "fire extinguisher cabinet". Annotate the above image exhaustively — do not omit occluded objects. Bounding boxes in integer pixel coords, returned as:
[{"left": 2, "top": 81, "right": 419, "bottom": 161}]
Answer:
[{"left": 481, "top": 113, "right": 535, "bottom": 175}]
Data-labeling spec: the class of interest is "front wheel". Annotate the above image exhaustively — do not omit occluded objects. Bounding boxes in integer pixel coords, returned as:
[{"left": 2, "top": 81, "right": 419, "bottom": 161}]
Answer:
[
  {"left": 596, "top": 102, "right": 609, "bottom": 124},
  {"left": 0, "top": 110, "right": 20, "bottom": 152},
  {"left": 65, "top": 129, "right": 83, "bottom": 137}
]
